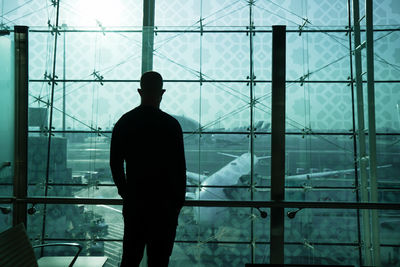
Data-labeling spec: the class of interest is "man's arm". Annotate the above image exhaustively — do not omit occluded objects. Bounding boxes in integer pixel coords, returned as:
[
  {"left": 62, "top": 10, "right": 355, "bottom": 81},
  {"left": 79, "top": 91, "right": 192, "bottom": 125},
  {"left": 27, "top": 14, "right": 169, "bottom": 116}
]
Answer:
[
  {"left": 175, "top": 123, "right": 187, "bottom": 211},
  {"left": 110, "top": 122, "right": 127, "bottom": 199}
]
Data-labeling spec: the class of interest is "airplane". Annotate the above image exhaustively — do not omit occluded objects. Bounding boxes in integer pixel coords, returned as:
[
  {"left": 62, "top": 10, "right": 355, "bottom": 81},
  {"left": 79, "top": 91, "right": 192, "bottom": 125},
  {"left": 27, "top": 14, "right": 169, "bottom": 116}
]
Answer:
[{"left": 183, "top": 152, "right": 394, "bottom": 230}]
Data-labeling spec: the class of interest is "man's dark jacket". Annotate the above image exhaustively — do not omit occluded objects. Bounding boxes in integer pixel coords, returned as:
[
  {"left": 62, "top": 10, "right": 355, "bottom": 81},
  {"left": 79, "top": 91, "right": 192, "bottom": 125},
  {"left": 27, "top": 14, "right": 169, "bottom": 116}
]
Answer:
[{"left": 110, "top": 105, "right": 186, "bottom": 223}]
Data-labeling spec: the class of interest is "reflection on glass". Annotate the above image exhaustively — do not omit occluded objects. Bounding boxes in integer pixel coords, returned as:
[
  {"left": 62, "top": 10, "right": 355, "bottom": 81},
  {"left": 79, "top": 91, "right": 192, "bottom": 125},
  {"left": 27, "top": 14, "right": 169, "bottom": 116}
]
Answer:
[
  {"left": 28, "top": 204, "right": 122, "bottom": 259},
  {"left": 178, "top": 207, "right": 253, "bottom": 242},
  {"left": 285, "top": 208, "right": 358, "bottom": 243},
  {"left": 285, "top": 134, "right": 355, "bottom": 189},
  {"left": 285, "top": 244, "right": 359, "bottom": 266},
  {"left": 379, "top": 210, "right": 400, "bottom": 246},
  {"left": 170, "top": 242, "right": 251, "bottom": 267}
]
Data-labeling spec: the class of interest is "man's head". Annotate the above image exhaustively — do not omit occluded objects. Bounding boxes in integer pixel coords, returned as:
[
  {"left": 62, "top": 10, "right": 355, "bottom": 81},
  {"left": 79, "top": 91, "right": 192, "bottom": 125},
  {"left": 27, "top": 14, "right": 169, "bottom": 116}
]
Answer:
[{"left": 138, "top": 71, "right": 165, "bottom": 107}]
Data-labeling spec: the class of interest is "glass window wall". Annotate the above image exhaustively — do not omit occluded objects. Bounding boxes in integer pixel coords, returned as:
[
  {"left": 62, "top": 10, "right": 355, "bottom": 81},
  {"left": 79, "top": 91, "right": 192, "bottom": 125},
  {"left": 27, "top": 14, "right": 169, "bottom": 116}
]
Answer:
[{"left": 1, "top": 0, "right": 399, "bottom": 266}]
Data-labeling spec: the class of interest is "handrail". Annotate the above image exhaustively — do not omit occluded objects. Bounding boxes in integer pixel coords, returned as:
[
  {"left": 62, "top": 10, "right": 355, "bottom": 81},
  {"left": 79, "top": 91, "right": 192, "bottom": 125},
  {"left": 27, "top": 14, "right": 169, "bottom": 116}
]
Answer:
[{"left": 0, "top": 197, "right": 399, "bottom": 210}]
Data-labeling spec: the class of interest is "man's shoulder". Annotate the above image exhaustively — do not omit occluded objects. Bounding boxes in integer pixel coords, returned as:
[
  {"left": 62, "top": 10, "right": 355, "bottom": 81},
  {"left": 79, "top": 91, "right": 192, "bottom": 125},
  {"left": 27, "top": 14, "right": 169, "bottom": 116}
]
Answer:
[
  {"left": 117, "top": 107, "right": 141, "bottom": 121},
  {"left": 160, "top": 110, "right": 182, "bottom": 129},
  {"left": 113, "top": 108, "right": 139, "bottom": 130},
  {"left": 114, "top": 107, "right": 182, "bottom": 131}
]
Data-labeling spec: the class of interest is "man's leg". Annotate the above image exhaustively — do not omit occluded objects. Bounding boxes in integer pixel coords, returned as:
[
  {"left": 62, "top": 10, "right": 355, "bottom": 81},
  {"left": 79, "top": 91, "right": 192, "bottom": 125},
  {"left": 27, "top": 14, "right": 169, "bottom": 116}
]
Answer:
[
  {"left": 120, "top": 212, "right": 146, "bottom": 267},
  {"left": 146, "top": 224, "right": 177, "bottom": 267}
]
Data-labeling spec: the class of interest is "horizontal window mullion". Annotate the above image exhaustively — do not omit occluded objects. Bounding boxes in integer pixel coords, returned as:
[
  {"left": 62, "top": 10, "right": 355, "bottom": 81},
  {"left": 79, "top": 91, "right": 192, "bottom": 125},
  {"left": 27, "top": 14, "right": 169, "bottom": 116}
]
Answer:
[
  {"left": 26, "top": 130, "right": 400, "bottom": 135},
  {"left": 26, "top": 28, "right": 400, "bottom": 34},
  {"left": 29, "top": 79, "right": 400, "bottom": 83},
  {"left": 4, "top": 198, "right": 399, "bottom": 210},
  {"left": 38, "top": 238, "right": 400, "bottom": 248}
]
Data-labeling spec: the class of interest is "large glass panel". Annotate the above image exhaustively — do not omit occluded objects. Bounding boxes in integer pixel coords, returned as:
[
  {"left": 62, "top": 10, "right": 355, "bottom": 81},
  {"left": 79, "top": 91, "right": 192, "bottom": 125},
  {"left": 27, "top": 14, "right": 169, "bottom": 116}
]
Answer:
[
  {"left": 153, "top": 31, "right": 200, "bottom": 81},
  {"left": 253, "top": 32, "right": 272, "bottom": 82},
  {"left": 28, "top": 131, "right": 113, "bottom": 197},
  {"left": 286, "top": 31, "right": 350, "bottom": 82},
  {"left": 63, "top": 82, "right": 141, "bottom": 131},
  {"left": 0, "top": 33, "right": 14, "bottom": 232},
  {"left": 375, "top": 83, "right": 400, "bottom": 132},
  {"left": 170, "top": 242, "right": 251, "bottom": 267},
  {"left": 201, "top": 34, "right": 250, "bottom": 80},
  {"left": 155, "top": 0, "right": 200, "bottom": 27},
  {"left": 254, "top": 0, "right": 350, "bottom": 27},
  {"left": 379, "top": 209, "right": 400, "bottom": 246},
  {"left": 285, "top": 243, "right": 359, "bottom": 266},
  {"left": 161, "top": 82, "right": 200, "bottom": 121},
  {"left": 59, "top": 0, "right": 142, "bottom": 27},
  {"left": 0, "top": 1, "right": 49, "bottom": 27},
  {"left": 0, "top": 34, "right": 14, "bottom": 194},
  {"left": 201, "top": 1, "right": 249, "bottom": 28},
  {"left": 28, "top": 81, "right": 142, "bottom": 131},
  {"left": 286, "top": 83, "right": 353, "bottom": 131},
  {"left": 30, "top": 32, "right": 143, "bottom": 81},
  {"left": 285, "top": 134, "right": 355, "bottom": 192},
  {"left": 285, "top": 208, "right": 358, "bottom": 243},
  {"left": 374, "top": 30, "right": 400, "bottom": 81},
  {"left": 376, "top": 135, "right": 400, "bottom": 196},
  {"left": 29, "top": 32, "right": 53, "bottom": 80},
  {"left": 200, "top": 83, "right": 250, "bottom": 130}
]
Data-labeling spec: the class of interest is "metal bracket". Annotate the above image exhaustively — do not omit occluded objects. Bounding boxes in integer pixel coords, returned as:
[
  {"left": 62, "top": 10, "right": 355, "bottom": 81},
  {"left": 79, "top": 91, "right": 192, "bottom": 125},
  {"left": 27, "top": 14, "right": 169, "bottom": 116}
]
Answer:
[
  {"left": 0, "top": 23, "right": 11, "bottom": 35},
  {"left": 347, "top": 76, "right": 355, "bottom": 87},
  {"left": 95, "top": 127, "right": 102, "bottom": 136},
  {"left": 96, "top": 20, "right": 106, "bottom": 36},
  {"left": 298, "top": 18, "right": 310, "bottom": 36},
  {"left": 345, "top": 25, "right": 353, "bottom": 36},
  {"left": 299, "top": 73, "right": 310, "bottom": 86},
  {"left": 246, "top": 74, "right": 256, "bottom": 86},
  {"left": 199, "top": 18, "right": 204, "bottom": 36},
  {"left": 47, "top": 20, "right": 60, "bottom": 36},
  {"left": 246, "top": 23, "right": 256, "bottom": 36},
  {"left": 301, "top": 127, "right": 312, "bottom": 138},
  {"left": 199, "top": 71, "right": 204, "bottom": 86},
  {"left": 303, "top": 239, "right": 314, "bottom": 250},
  {"left": 92, "top": 70, "right": 104, "bottom": 85},
  {"left": 41, "top": 126, "right": 55, "bottom": 136},
  {"left": 44, "top": 71, "right": 58, "bottom": 85},
  {"left": 50, "top": 0, "right": 58, "bottom": 7}
]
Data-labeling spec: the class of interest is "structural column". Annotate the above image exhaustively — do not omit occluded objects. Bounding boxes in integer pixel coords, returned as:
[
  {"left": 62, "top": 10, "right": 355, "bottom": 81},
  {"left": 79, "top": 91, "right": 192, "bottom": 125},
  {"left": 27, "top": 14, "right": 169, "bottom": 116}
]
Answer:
[
  {"left": 365, "top": 0, "right": 381, "bottom": 265},
  {"left": 13, "top": 26, "right": 29, "bottom": 226},
  {"left": 352, "top": 0, "right": 381, "bottom": 265},
  {"left": 141, "top": 0, "right": 155, "bottom": 74},
  {"left": 270, "top": 25, "right": 286, "bottom": 264}
]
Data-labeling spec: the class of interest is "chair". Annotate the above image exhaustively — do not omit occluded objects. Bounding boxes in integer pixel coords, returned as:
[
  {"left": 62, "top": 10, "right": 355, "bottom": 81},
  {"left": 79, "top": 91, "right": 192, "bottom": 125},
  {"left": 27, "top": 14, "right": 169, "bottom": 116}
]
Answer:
[{"left": 0, "top": 223, "right": 82, "bottom": 267}]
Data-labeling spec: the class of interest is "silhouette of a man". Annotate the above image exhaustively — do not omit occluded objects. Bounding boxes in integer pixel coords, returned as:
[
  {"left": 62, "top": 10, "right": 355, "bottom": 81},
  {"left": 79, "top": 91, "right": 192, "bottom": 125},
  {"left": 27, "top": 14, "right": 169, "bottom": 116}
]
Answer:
[{"left": 110, "top": 71, "right": 186, "bottom": 267}]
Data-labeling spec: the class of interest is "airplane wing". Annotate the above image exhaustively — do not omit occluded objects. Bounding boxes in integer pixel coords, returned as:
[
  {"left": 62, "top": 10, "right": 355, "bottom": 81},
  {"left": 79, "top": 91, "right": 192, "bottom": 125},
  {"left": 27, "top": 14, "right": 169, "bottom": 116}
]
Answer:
[
  {"left": 186, "top": 171, "right": 207, "bottom": 185},
  {"left": 185, "top": 192, "right": 196, "bottom": 199},
  {"left": 287, "top": 168, "right": 355, "bottom": 180},
  {"left": 260, "top": 164, "right": 394, "bottom": 180},
  {"left": 257, "top": 156, "right": 271, "bottom": 160},
  {"left": 288, "top": 164, "right": 393, "bottom": 180},
  {"left": 218, "top": 152, "right": 239, "bottom": 158}
]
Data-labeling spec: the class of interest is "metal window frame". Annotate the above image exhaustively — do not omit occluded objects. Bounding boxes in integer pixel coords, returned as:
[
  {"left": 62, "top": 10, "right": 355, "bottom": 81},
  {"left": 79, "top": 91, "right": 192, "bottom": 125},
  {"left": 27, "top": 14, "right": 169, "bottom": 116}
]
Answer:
[
  {"left": 9, "top": 0, "right": 400, "bottom": 265},
  {"left": 141, "top": 0, "right": 155, "bottom": 74},
  {"left": 3, "top": 197, "right": 400, "bottom": 210},
  {"left": 270, "top": 25, "right": 286, "bottom": 264},
  {"left": 13, "top": 25, "right": 29, "bottom": 227}
]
